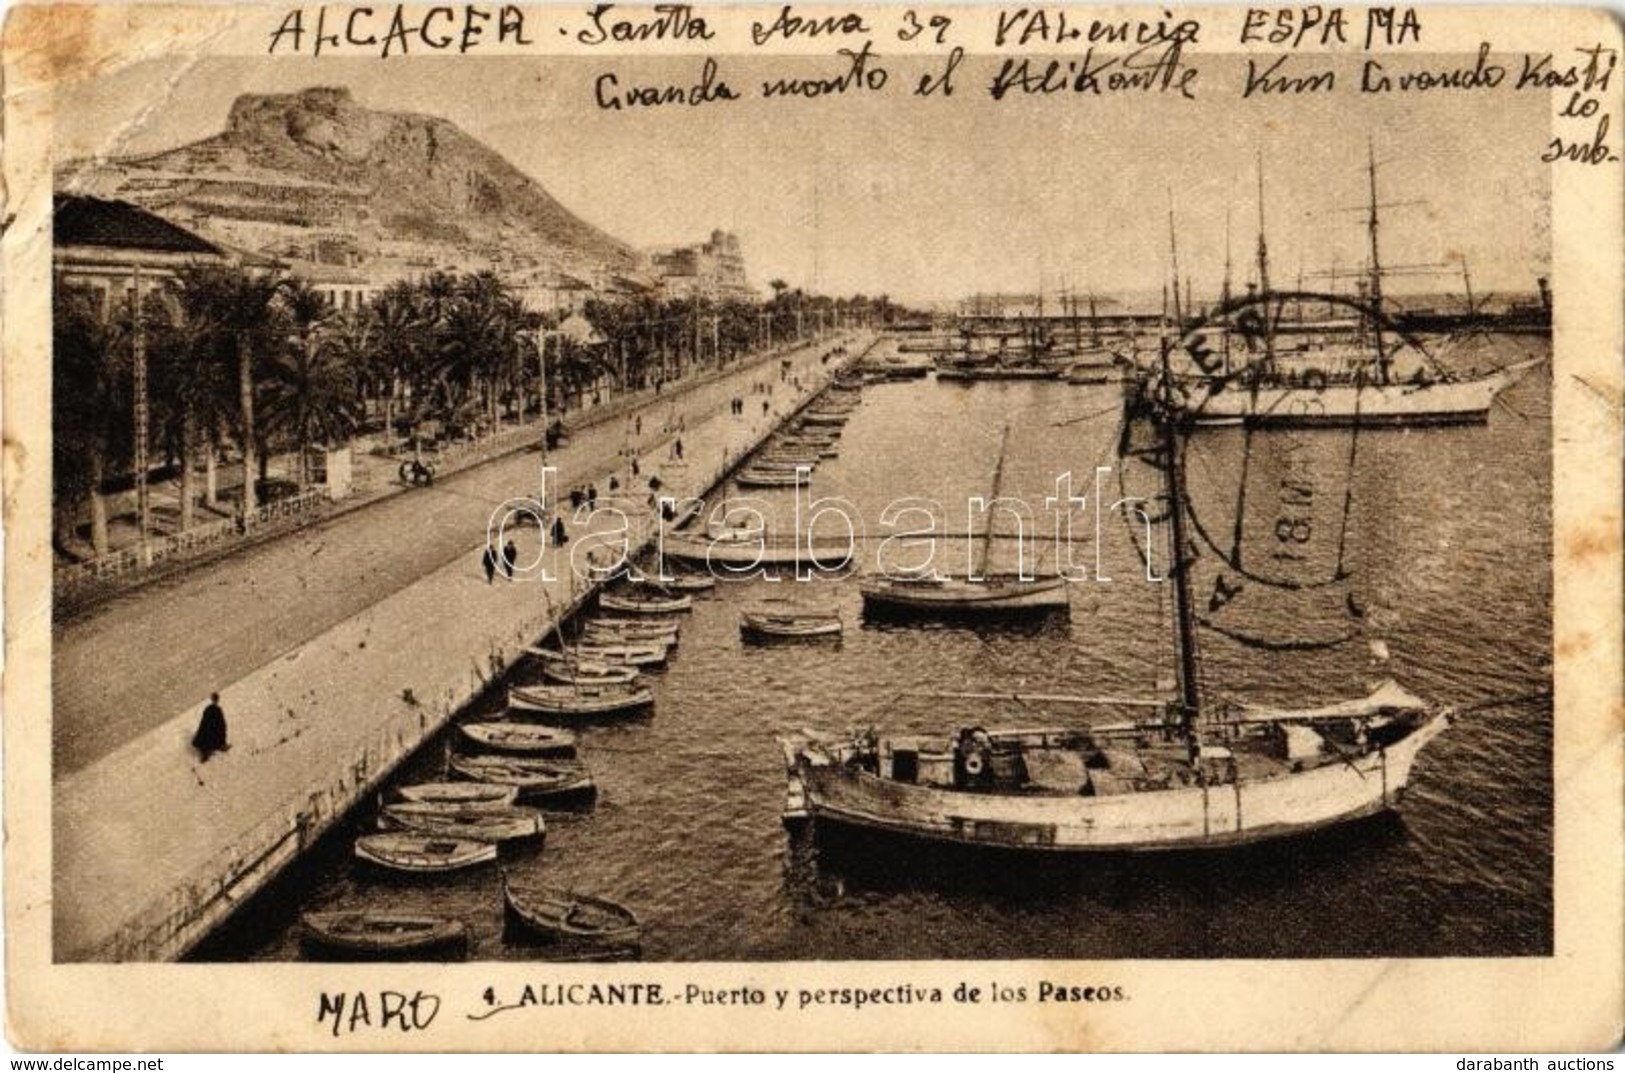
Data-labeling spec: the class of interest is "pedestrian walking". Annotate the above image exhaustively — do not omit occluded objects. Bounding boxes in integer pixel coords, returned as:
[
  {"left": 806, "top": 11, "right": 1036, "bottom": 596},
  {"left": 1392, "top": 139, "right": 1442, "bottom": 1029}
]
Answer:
[
  {"left": 630, "top": 458, "right": 640, "bottom": 477},
  {"left": 192, "top": 693, "right": 230, "bottom": 763},
  {"left": 502, "top": 540, "right": 517, "bottom": 579},
  {"left": 674, "top": 438, "right": 684, "bottom": 460},
  {"left": 762, "top": 400, "right": 770, "bottom": 416},
  {"left": 609, "top": 475, "right": 620, "bottom": 492},
  {"left": 482, "top": 544, "right": 497, "bottom": 584},
  {"left": 587, "top": 483, "right": 598, "bottom": 509},
  {"left": 635, "top": 415, "right": 643, "bottom": 435},
  {"left": 552, "top": 515, "right": 568, "bottom": 547},
  {"left": 570, "top": 486, "right": 584, "bottom": 509}
]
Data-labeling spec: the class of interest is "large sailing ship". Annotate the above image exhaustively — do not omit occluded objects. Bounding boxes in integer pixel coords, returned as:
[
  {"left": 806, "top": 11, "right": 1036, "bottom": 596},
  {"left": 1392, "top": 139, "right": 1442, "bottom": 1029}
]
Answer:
[
  {"left": 783, "top": 347, "right": 1450, "bottom": 852},
  {"left": 1158, "top": 149, "right": 1540, "bottom": 427}
]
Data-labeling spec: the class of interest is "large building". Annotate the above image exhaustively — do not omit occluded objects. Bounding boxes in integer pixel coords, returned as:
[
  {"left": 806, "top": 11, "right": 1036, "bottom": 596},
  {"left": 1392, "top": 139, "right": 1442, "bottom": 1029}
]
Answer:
[
  {"left": 53, "top": 194, "right": 229, "bottom": 316},
  {"left": 649, "top": 230, "right": 753, "bottom": 302}
]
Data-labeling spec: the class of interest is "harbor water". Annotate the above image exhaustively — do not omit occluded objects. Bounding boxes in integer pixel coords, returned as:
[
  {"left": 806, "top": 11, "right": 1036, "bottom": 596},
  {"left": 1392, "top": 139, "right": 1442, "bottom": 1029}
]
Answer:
[{"left": 196, "top": 333, "right": 1552, "bottom": 962}]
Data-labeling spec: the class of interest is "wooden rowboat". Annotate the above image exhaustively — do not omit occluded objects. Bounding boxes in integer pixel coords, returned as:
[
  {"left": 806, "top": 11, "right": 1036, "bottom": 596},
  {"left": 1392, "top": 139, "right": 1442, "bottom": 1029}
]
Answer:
[
  {"left": 395, "top": 782, "right": 517, "bottom": 807},
  {"left": 503, "top": 878, "right": 641, "bottom": 946},
  {"left": 599, "top": 592, "right": 693, "bottom": 615},
  {"left": 633, "top": 573, "right": 715, "bottom": 593},
  {"left": 741, "top": 606, "right": 843, "bottom": 640},
  {"left": 299, "top": 911, "right": 469, "bottom": 961},
  {"left": 447, "top": 754, "right": 597, "bottom": 801},
  {"left": 735, "top": 468, "right": 805, "bottom": 488},
  {"left": 526, "top": 643, "right": 666, "bottom": 668},
  {"left": 540, "top": 661, "right": 640, "bottom": 686},
  {"left": 379, "top": 802, "right": 546, "bottom": 843},
  {"left": 353, "top": 833, "right": 497, "bottom": 874},
  {"left": 459, "top": 722, "right": 578, "bottom": 757},
  {"left": 509, "top": 682, "right": 655, "bottom": 718}
]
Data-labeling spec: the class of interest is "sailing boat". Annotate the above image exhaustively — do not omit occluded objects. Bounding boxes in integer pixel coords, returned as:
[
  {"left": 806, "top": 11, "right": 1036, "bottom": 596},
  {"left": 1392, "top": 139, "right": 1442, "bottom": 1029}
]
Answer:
[
  {"left": 857, "top": 424, "right": 1069, "bottom": 615},
  {"left": 1162, "top": 147, "right": 1540, "bottom": 427},
  {"left": 782, "top": 347, "right": 1449, "bottom": 851}
]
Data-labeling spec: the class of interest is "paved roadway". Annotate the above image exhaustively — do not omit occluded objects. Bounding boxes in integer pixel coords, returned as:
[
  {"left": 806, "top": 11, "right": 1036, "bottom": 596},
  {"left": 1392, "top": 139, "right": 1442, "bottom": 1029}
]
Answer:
[{"left": 52, "top": 339, "right": 853, "bottom": 774}]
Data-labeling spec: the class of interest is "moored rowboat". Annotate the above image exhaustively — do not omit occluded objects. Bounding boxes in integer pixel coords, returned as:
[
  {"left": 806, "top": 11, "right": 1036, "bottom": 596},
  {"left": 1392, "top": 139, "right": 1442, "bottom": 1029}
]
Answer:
[
  {"left": 599, "top": 592, "right": 693, "bottom": 615},
  {"left": 353, "top": 833, "right": 497, "bottom": 874},
  {"left": 503, "top": 878, "right": 641, "bottom": 946},
  {"left": 395, "top": 781, "right": 517, "bottom": 807},
  {"left": 459, "top": 722, "right": 578, "bottom": 757},
  {"left": 540, "top": 660, "right": 640, "bottom": 686},
  {"left": 447, "top": 754, "right": 597, "bottom": 801},
  {"left": 299, "top": 912, "right": 469, "bottom": 961},
  {"left": 741, "top": 605, "right": 843, "bottom": 640},
  {"left": 509, "top": 682, "right": 656, "bottom": 718},
  {"left": 379, "top": 802, "right": 546, "bottom": 843}
]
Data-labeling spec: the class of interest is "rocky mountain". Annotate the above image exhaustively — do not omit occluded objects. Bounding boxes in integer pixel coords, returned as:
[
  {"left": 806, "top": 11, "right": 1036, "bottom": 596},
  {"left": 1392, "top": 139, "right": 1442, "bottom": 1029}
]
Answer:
[{"left": 59, "top": 86, "right": 636, "bottom": 279}]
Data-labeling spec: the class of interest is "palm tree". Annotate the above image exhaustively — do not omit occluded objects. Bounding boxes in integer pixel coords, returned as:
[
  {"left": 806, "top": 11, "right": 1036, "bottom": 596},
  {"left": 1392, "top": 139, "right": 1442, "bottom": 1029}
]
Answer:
[
  {"left": 53, "top": 286, "right": 132, "bottom": 556},
  {"left": 259, "top": 281, "right": 362, "bottom": 492}
]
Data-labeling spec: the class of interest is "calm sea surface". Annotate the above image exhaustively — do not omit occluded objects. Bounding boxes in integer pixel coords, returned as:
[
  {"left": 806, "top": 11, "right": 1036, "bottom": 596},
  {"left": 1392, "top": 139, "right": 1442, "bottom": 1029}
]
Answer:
[{"left": 198, "top": 333, "right": 1552, "bottom": 961}]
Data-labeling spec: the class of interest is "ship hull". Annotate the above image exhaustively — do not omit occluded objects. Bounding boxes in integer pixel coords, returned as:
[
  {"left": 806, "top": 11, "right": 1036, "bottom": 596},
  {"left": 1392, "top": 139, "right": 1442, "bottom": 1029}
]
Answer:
[
  {"left": 1184, "top": 362, "right": 1537, "bottom": 427},
  {"left": 859, "top": 575, "right": 1070, "bottom": 613},
  {"left": 790, "top": 713, "right": 1447, "bottom": 853}
]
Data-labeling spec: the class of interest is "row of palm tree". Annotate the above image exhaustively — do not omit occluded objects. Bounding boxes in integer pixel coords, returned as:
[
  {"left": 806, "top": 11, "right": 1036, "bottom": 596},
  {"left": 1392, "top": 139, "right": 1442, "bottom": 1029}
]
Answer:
[{"left": 53, "top": 262, "right": 886, "bottom": 561}]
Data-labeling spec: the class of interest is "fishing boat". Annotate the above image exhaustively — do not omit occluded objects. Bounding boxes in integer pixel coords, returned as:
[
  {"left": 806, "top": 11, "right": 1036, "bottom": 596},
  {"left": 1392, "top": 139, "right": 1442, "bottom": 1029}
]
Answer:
[
  {"left": 508, "top": 682, "right": 655, "bottom": 718},
  {"left": 395, "top": 781, "right": 517, "bottom": 807},
  {"left": 858, "top": 424, "right": 1070, "bottom": 617},
  {"left": 379, "top": 802, "right": 547, "bottom": 843},
  {"left": 459, "top": 722, "right": 578, "bottom": 757},
  {"left": 540, "top": 660, "right": 640, "bottom": 687},
  {"left": 741, "top": 603, "right": 843, "bottom": 641},
  {"left": 783, "top": 344, "right": 1450, "bottom": 853},
  {"left": 447, "top": 754, "right": 597, "bottom": 801},
  {"left": 299, "top": 911, "right": 469, "bottom": 961},
  {"left": 659, "top": 528, "right": 862, "bottom": 568},
  {"left": 1161, "top": 148, "right": 1540, "bottom": 427},
  {"left": 503, "top": 878, "right": 641, "bottom": 946},
  {"left": 353, "top": 833, "right": 497, "bottom": 874},
  {"left": 599, "top": 590, "right": 692, "bottom": 615}
]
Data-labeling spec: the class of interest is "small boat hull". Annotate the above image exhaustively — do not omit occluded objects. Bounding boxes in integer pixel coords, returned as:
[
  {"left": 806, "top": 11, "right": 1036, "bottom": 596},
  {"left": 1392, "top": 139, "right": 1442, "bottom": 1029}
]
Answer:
[
  {"left": 395, "top": 782, "right": 517, "bottom": 807},
  {"left": 599, "top": 593, "right": 693, "bottom": 615},
  {"left": 447, "top": 754, "right": 598, "bottom": 802},
  {"left": 859, "top": 574, "right": 1071, "bottom": 615},
  {"left": 503, "top": 879, "right": 641, "bottom": 947},
  {"left": 353, "top": 833, "right": 498, "bottom": 874},
  {"left": 508, "top": 683, "right": 656, "bottom": 718},
  {"left": 741, "top": 612, "right": 843, "bottom": 640},
  {"left": 379, "top": 802, "right": 546, "bottom": 843},
  {"left": 459, "top": 722, "right": 578, "bottom": 757},
  {"left": 299, "top": 912, "right": 469, "bottom": 961}
]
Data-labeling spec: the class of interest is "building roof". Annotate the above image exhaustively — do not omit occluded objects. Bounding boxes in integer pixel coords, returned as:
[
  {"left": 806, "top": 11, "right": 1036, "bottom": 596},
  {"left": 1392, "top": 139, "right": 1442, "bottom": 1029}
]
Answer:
[{"left": 54, "top": 194, "right": 222, "bottom": 257}]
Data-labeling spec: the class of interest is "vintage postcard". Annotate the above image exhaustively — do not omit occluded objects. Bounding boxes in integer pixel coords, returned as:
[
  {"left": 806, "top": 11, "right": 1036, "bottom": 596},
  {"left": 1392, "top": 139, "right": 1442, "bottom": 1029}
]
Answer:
[{"left": 3, "top": 0, "right": 1620, "bottom": 1052}]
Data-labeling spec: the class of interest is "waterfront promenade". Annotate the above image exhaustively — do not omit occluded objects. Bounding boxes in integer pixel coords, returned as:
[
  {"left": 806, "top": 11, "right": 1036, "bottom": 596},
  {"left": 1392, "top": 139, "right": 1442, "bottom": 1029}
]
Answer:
[{"left": 51, "top": 333, "right": 865, "bottom": 961}]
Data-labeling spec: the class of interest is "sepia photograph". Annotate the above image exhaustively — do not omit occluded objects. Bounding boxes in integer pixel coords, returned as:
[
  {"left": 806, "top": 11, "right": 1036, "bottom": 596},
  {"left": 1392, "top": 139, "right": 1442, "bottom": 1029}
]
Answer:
[{"left": 3, "top": 0, "right": 1620, "bottom": 1052}]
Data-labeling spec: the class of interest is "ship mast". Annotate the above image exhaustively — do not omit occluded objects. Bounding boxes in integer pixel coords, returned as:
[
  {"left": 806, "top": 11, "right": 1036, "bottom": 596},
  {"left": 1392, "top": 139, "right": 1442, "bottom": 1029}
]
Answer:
[
  {"left": 1221, "top": 207, "right": 1234, "bottom": 375},
  {"left": 1256, "top": 152, "right": 1276, "bottom": 369},
  {"left": 1156, "top": 345, "right": 1203, "bottom": 729},
  {"left": 974, "top": 423, "right": 1013, "bottom": 579},
  {"left": 1366, "top": 139, "right": 1391, "bottom": 385}
]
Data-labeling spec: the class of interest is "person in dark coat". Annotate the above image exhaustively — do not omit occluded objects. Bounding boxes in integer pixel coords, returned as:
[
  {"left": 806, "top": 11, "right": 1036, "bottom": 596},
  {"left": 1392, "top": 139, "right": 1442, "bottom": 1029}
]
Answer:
[
  {"left": 501, "top": 540, "right": 517, "bottom": 579},
  {"left": 552, "top": 515, "right": 568, "bottom": 547},
  {"left": 481, "top": 544, "right": 497, "bottom": 584},
  {"left": 587, "top": 484, "right": 598, "bottom": 509},
  {"left": 192, "top": 693, "right": 229, "bottom": 762}
]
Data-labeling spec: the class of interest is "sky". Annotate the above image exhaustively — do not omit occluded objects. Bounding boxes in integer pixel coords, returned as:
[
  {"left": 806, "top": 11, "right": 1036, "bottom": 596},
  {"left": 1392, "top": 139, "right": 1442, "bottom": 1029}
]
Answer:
[{"left": 53, "top": 49, "right": 1551, "bottom": 305}]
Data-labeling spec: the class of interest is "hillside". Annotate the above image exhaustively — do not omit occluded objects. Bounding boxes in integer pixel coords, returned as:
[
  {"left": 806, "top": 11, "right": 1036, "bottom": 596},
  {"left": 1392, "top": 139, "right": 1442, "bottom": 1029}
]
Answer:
[{"left": 58, "top": 86, "right": 636, "bottom": 278}]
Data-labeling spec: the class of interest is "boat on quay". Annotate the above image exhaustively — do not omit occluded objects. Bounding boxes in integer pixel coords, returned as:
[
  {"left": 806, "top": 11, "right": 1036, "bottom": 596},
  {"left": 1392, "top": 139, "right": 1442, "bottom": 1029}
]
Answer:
[
  {"left": 508, "top": 681, "right": 656, "bottom": 718},
  {"left": 299, "top": 911, "right": 470, "bottom": 961},
  {"left": 741, "top": 602, "right": 843, "bottom": 641},
  {"left": 447, "top": 754, "right": 598, "bottom": 802},
  {"left": 378, "top": 802, "right": 547, "bottom": 843},
  {"left": 783, "top": 344, "right": 1451, "bottom": 854},
  {"left": 858, "top": 424, "right": 1071, "bottom": 618},
  {"left": 503, "top": 877, "right": 642, "bottom": 947},
  {"left": 459, "top": 722, "right": 579, "bottom": 757},
  {"left": 395, "top": 781, "right": 517, "bottom": 807},
  {"left": 353, "top": 833, "right": 498, "bottom": 874}
]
